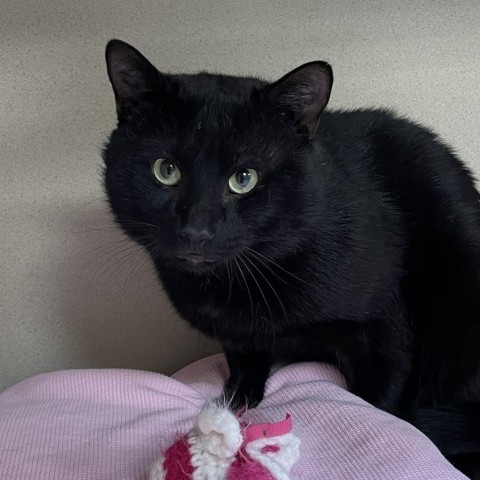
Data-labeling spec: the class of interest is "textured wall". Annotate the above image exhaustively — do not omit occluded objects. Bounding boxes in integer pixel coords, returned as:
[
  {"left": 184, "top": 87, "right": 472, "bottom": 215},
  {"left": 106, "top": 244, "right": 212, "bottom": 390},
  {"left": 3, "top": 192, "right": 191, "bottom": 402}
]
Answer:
[{"left": 1, "top": 0, "right": 479, "bottom": 391}]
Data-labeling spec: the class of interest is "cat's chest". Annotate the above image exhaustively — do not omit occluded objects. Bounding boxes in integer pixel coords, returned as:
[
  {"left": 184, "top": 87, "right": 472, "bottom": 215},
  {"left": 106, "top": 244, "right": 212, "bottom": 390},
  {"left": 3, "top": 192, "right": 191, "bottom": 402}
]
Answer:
[
  {"left": 160, "top": 269, "right": 299, "bottom": 341},
  {"left": 159, "top": 261, "right": 381, "bottom": 344},
  {"left": 163, "top": 276, "right": 340, "bottom": 365}
]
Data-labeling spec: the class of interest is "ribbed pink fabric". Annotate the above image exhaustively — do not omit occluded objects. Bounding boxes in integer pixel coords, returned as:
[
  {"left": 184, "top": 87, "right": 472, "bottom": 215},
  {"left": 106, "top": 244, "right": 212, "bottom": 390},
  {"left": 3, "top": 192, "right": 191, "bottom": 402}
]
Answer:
[{"left": 0, "top": 354, "right": 466, "bottom": 479}]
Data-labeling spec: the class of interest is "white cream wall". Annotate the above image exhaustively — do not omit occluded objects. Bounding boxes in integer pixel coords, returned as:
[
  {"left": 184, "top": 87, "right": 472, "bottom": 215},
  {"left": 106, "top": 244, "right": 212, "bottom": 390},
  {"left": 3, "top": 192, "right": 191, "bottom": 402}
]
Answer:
[{"left": 1, "top": 0, "right": 479, "bottom": 392}]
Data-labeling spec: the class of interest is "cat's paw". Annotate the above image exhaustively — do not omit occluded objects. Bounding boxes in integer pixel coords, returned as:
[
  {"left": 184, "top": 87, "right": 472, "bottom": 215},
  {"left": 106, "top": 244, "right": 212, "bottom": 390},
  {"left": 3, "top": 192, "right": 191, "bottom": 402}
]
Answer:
[{"left": 223, "top": 380, "right": 265, "bottom": 411}]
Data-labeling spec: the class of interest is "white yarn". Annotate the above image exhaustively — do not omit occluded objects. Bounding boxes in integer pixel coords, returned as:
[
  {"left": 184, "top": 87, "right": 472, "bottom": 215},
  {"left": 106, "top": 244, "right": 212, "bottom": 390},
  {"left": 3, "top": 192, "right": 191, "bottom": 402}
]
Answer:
[
  {"left": 149, "top": 455, "right": 167, "bottom": 480},
  {"left": 245, "top": 432, "right": 301, "bottom": 480},
  {"left": 197, "top": 403, "right": 243, "bottom": 457},
  {"left": 148, "top": 403, "right": 300, "bottom": 480},
  {"left": 188, "top": 403, "right": 243, "bottom": 480}
]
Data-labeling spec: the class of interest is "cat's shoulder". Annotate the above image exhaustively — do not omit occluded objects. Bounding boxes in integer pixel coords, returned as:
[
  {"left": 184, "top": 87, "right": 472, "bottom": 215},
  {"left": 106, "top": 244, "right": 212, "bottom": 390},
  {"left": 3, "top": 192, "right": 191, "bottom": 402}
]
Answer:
[
  {"left": 322, "top": 108, "right": 433, "bottom": 136},
  {"left": 318, "top": 108, "right": 443, "bottom": 154}
]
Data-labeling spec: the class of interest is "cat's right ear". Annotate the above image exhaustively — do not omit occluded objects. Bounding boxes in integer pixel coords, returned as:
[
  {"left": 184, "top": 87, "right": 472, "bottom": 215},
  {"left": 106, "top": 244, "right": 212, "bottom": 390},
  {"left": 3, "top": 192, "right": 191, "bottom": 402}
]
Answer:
[
  {"left": 105, "top": 39, "right": 163, "bottom": 120},
  {"left": 266, "top": 61, "right": 333, "bottom": 139}
]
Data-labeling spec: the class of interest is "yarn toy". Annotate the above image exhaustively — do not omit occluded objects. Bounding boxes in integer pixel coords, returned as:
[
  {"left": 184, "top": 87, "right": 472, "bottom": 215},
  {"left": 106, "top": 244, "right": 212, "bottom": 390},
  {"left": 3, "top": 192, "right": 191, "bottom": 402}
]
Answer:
[{"left": 149, "top": 403, "right": 301, "bottom": 480}]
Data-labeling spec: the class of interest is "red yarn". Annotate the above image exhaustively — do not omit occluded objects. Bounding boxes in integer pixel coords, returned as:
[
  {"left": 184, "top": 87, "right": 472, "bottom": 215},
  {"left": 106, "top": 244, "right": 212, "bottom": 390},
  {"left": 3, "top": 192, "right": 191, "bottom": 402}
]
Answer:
[
  {"left": 162, "top": 435, "right": 194, "bottom": 479},
  {"left": 260, "top": 445, "right": 280, "bottom": 454},
  {"left": 227, "top": 449, "right": 274, "bottom": 480}
]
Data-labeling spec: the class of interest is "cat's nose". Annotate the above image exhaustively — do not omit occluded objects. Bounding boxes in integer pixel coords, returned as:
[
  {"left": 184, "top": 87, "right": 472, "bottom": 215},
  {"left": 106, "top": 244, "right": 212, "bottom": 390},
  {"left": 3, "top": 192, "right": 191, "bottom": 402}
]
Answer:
[{"left": 178, "top": 226, "right": 215, "bottom": 246}]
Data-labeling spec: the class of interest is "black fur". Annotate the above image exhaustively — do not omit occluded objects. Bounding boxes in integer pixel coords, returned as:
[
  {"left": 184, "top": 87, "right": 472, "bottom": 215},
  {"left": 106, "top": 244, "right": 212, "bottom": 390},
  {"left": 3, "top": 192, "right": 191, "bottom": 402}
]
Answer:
[{"left": 103, "top": 40, "right": 480, "bottom": 478}]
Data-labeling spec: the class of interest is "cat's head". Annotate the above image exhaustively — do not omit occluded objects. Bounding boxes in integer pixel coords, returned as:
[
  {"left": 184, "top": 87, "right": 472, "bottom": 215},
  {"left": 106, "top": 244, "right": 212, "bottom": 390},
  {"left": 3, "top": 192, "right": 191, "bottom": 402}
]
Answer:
[{"left": 103, "top": 40, "right": 333, "bottom": 273}]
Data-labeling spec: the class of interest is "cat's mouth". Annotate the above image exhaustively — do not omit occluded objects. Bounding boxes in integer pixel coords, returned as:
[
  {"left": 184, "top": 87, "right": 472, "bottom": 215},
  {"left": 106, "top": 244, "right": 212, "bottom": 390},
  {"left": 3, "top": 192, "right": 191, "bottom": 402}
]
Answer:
[{"left": 176, "top": 253, "right": 218, "bottom": 269}]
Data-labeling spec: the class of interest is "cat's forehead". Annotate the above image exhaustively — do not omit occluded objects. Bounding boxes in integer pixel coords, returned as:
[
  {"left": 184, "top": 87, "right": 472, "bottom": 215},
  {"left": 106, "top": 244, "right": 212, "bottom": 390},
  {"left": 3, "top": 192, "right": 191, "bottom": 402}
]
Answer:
[
  {"left": 175, "top": 112, "right": 283, "bottom": 173},
  {"left": 159, "top": 73, "right": 284, "bottom": 167},
  {"left": 192, "top": 99, "right": 247, "bottom": 137},
  {"left": 177, "top": 75, "right": 262, "bottom": 132},
  {"left": 178, "top": 100, "right": 280, "bottom": 166},
  {"left": 176, "top": 72, "right": 266, "bottom": 102},
  {"left": 177, "top": 93, "right": 261, "bottom": 150}
]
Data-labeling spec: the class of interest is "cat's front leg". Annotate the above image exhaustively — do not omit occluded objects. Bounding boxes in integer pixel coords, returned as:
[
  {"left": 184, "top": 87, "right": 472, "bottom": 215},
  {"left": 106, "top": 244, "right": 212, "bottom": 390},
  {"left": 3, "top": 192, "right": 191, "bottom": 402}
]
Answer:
[{"left": 223, "top": 347, "right": 272, "bottom": 410}]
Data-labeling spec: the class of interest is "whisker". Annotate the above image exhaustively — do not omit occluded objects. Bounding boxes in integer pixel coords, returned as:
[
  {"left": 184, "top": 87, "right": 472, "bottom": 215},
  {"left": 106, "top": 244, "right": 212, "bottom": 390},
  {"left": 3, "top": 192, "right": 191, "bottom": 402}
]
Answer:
[
  {"left": 92, "top": 243, "right": 143, "bottom": 280},
  {"left": 120, "top": 219, "right": 162, "bottom": 231},
  {"left": 122, "top": 248, "right": 153, "bottom": 297},
  {"left": 243, "top": 251, "right": 288, "bottom": 322},
  {"left": 74, "top": 224, "right": 123, "bottom": 234},
  {"left": 238, "top": 254, "right": 272, "bottom": 322},
  {"left": 80, "top": 242, "right": 137, "bottom": 268},
  {"left": 70, "top": 196, "right": 109, "bottom": 215},
  {"left": 243, "top": 248, "right": 289, "bottom": 286},
  {"left": 99, "top": 247, "right": 146, "bottom": 285},
  {"left": 245, "top": 247, "right": 317, "bottom": 289},
  {"left": 78, "top": 235, "right": 153, "bottom": 267},
  {"left": 225, "top": 260, "right": 233, "bottom": 305},
  {"left": 234, "top": 258, "right": 254, "bottom": 319},
  {"left": 78, "top": 236, "right": 145, "bottom": 257}
]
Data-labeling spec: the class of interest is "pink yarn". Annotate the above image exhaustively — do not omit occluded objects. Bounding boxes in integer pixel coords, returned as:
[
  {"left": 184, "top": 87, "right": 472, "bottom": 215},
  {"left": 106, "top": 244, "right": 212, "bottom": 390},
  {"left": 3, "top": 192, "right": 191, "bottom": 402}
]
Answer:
[
  {"left": 162, "top": 436, "right": 194, "bottom": 479},
  {"left": 158, "top": 411, "right": 296, "bottom": 479},
  {"left": 243, "top": 414, "right": 292, "bottom": 443},
  {"left": 159, "top": 428, "right": 285, "bottom": 479}
]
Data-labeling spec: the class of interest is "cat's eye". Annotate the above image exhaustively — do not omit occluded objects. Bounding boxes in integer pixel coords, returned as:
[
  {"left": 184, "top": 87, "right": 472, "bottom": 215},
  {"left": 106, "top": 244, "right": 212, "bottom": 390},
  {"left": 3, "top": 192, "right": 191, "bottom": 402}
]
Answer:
[
  {"left": 228, "top": 169, "right": 258, "bottom": 194},
  {"left": 153, "top": 158, "right": 181, "bottom": 186}
]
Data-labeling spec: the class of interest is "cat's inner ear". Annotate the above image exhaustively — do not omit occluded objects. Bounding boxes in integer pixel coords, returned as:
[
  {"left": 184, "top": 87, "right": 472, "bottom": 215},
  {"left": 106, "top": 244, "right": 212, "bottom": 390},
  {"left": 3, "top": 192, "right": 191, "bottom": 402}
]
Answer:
[
  {"left": 105, "top": 39, "right": 161, "bottom": 116},
  {"left": 267, "top": 61, "right": 333, "bottom": 139}
]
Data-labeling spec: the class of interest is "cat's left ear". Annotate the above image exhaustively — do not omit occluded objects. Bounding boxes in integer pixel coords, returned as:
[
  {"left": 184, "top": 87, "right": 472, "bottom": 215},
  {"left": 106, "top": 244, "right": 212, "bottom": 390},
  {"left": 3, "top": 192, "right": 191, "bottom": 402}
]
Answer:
[{"left": 266, "top": 61, "right": 333, "bottom": 139}]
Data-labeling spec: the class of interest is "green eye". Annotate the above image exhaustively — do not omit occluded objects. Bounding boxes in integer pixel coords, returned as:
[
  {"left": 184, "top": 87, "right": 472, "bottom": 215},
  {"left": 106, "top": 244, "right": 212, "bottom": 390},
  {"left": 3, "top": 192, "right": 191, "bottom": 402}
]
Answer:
[
  {"left": 153, "top": 158, "right": 181, "bottom": 186},
  {"left": 228, "top": 168, "right": 258, "bottom": 194}
]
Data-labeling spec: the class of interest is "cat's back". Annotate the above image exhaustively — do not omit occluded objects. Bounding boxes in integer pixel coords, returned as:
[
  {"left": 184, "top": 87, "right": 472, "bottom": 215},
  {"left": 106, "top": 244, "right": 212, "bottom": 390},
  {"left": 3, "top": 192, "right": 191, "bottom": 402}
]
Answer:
[
  {"left": 319, "top": 107, "right": 480, "bottom": 289},
  {"left": 319, "top": 108, "right": 480, "bottom": 210}
]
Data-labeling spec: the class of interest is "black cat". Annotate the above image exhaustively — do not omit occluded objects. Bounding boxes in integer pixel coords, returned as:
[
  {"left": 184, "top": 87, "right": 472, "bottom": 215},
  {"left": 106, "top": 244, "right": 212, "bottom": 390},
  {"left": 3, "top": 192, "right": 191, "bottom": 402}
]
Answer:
[{"left": 103, "top": 39, "right": 480, "bottom": 478}]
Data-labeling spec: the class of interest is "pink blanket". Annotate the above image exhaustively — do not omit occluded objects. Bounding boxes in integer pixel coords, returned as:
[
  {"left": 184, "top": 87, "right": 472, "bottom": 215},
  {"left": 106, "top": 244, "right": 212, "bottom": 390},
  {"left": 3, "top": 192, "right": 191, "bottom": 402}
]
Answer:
[{"left": 0, "top": 354, "right": 466, "bottom": 479}]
